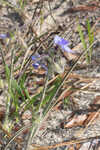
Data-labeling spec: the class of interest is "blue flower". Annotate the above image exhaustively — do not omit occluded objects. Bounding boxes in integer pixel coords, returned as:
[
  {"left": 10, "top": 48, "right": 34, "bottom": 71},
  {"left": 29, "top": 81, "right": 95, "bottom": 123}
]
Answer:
[
  {"left": 31, "top": 55, "right": 40, "bottom": 61},
  {"left": 31, "top": 55, "right": 40, "bottom": 69},
  {"left": 32, "top": 62, "right": 40, "bottom": 69},
  {"left": 54, "top": 35, "right": 75, "bottom": 54},
  {"left": 0, "top": 33, "right": 10, "bottom": 39},
  {"left": 31, "top": 54, "right": 47, "bottom": 71}
]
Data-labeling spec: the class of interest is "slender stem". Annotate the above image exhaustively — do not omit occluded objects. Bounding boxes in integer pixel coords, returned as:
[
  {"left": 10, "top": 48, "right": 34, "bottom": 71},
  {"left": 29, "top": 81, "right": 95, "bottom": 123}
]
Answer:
[
  {"left": 5, "top": 43, "right": 15, "bottom": 126},
  {"left": 25, "top": 62, "right": 51, "bottom": 150}
]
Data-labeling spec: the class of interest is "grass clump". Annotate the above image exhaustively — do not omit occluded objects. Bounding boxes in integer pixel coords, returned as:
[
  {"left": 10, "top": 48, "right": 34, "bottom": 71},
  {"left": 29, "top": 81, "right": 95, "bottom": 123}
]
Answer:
[{"left": 78, "top": 19, "right": 94, "bottom": 64}]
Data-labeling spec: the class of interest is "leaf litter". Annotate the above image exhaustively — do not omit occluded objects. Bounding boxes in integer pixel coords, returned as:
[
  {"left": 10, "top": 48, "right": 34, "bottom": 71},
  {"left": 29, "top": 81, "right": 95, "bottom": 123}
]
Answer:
[{"left": 0, "top": 0, "right": 100, "bottom": 150}]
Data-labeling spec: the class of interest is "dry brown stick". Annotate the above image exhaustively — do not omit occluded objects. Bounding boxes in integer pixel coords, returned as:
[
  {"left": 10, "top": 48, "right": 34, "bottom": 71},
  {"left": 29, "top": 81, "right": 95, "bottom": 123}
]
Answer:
[{"left": 31, "top": 135, "right": 100, "bottom": 150}]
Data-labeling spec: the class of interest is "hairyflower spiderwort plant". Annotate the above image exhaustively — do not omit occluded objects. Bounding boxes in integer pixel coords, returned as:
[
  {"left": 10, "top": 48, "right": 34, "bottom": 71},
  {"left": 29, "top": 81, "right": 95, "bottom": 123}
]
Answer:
[
  {"left": 31, "top": 36, "right": 76, "bottom": 73},
  {"left": 54, "top": 35, "right": 75, "bottom": 54}
]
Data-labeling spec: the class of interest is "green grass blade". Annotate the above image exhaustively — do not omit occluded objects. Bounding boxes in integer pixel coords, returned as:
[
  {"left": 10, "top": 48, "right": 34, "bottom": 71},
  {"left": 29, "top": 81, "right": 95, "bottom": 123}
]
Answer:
[
  {"left": 78, "top": 24, "right": 89, "bottom": 63},
  {"left": 86, "top": 19, "right": 94, "bottom": 62},
  {"left": 78, "top": 24, "right": 87, "bottom": 50},
  {"left": 43, "top": 76, "right": 62, "bottom": 116},
  {"left": 5, "top": 65, "right": 10, "bottom": 82},
  {"left": 19, "top": 0, "right": 26, "bottom": 9},
  {"left": 11, "top": 79, "right": 25, "bottom": 101}
]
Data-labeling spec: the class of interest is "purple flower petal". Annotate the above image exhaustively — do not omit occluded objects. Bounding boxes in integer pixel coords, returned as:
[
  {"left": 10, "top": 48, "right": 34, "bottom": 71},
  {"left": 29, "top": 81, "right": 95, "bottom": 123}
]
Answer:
[
  {"left": 31, "top": 54, "right": 40, "bottom": 61},
  {"left": 0, "top": 33, "right": 8, "bottom": 39},
  {"left": 40, "top": 64, "right": 48, "bottom": 71},
  {"left": 59, "top": 38, "right": 69, "bottom": 45},
  {"left": 61, "top": 45, "right": 76, "bottom": 53},
  {"left": 31, "top": 54, "right": 48, "bottom": 71},
  {"left": 32, "top": 55, "right": 41, "bottom": 69},
  {"left": 54, "top": 35, "right": 69, "bottom": 46},
  {"left": 54, "top": 35, "right": 76, "bottom": 54},
  {"left": 32, "top": 62, "right": 40, "bottom": 69}
]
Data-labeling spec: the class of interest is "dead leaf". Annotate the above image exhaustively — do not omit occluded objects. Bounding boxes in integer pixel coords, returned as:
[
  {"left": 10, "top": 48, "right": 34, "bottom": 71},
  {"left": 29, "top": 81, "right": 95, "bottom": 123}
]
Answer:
[
  {"left": 66, "top": 1, "right": 100, "bottom": 14},
  {"left": 61, "top": 96, "right": 100, "bottom": 129}
]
